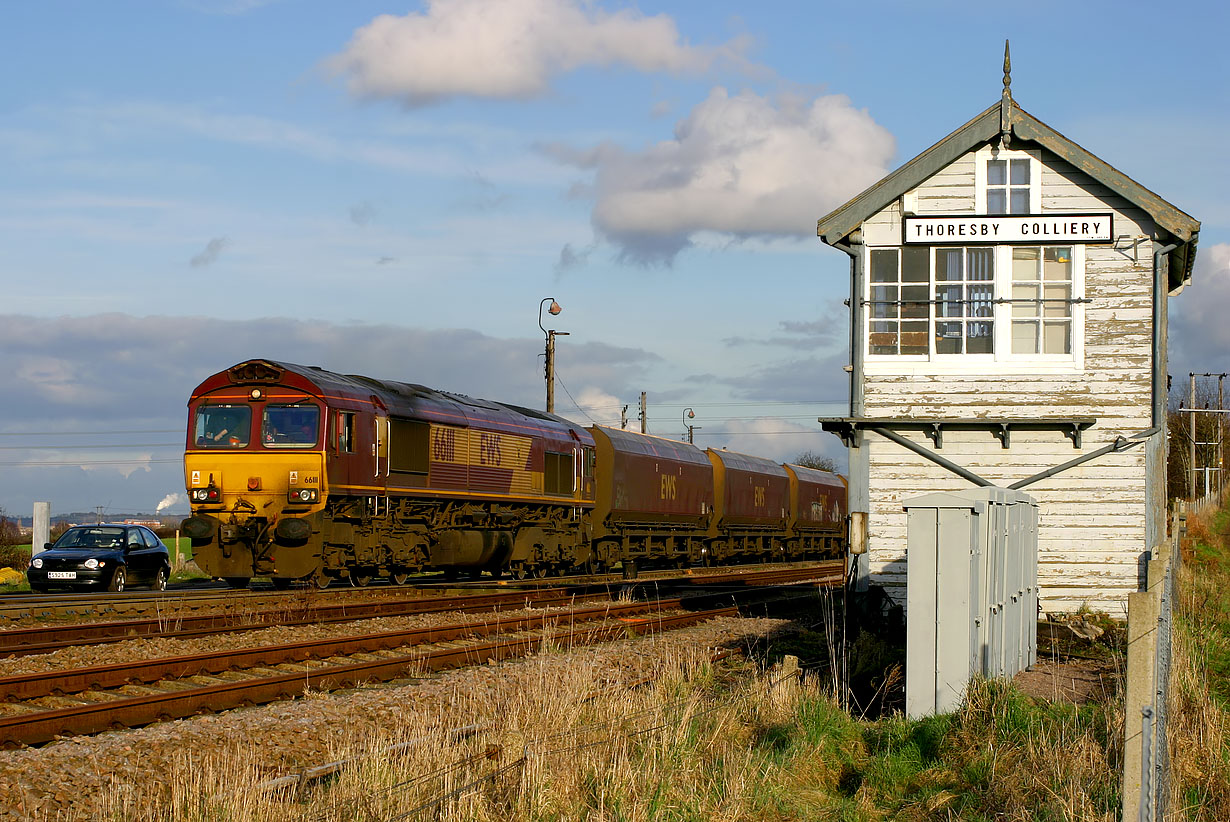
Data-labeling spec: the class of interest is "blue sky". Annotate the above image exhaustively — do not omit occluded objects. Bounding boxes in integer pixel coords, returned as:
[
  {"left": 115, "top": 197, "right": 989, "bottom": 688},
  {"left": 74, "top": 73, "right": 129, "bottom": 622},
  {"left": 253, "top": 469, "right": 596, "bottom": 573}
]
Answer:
[{"left": 2, "top": 0, "right": 1228, "bottom": 518}]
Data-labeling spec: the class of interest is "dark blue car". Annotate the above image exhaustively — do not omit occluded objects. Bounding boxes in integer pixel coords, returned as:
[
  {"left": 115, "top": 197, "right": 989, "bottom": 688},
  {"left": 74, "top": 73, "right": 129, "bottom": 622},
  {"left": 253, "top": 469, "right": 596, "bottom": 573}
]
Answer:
[{"left": 27, "top": 524, "right": 171, "bottom": 593}]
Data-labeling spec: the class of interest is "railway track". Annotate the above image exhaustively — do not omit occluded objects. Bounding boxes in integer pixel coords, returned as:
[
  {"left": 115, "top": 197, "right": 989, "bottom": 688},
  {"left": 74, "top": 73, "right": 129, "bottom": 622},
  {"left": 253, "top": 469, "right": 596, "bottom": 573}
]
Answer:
[
  {"left": 0, "top": 562, "right": 845, "bottom": 658},
  {"left": 0, "top": 599, "right": 739, "bottom": 747},
  {"left": 0, "top": 560, "right": 845, "bottom": 621}
]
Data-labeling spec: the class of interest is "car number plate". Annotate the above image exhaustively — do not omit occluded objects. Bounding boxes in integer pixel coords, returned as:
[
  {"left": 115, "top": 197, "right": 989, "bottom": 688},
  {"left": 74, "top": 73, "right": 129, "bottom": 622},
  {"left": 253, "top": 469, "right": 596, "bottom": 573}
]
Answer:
[{"left": 46, "top": 571, "right": 77, "bottom": 580}]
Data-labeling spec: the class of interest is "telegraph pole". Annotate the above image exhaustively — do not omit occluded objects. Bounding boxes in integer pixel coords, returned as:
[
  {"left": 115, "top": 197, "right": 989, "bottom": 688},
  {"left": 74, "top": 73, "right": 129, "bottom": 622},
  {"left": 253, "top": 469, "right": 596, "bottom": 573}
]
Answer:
[
  {"left": 1191, "top": 373, "right": 1197, "bottom": 501},
  {"left": 539, "top": 298, "right": 567, "bottom": 414},
  {"left": 639, "top": 392, "right": 647, "bottom": 434}
]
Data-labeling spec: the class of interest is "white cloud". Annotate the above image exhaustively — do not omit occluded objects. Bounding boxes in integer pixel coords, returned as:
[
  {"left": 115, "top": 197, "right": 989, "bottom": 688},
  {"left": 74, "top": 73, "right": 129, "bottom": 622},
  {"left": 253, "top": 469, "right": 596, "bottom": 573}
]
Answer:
[
  {"left": 1171, "top": 243, "right": 1230, "bottom": 376},
  {"left": 326, "top": 0, "right": 744, "bottom": 105},
  {"left": 552, "top": 88, "right": 895, "bottom": 263}
]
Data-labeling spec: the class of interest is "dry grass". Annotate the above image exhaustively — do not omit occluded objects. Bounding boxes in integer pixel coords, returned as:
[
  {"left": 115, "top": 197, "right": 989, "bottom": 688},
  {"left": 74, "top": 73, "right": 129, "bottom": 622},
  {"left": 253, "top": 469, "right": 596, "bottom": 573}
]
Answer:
[{"left": 1168, "top": 502, "right": 1230, "bottom": 820}]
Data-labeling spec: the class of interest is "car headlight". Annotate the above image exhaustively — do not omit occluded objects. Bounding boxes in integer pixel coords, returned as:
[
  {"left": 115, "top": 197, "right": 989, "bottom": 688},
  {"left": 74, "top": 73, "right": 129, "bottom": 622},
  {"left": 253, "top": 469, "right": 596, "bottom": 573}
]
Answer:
[
  {"left": 84, "top": 558, "right": 99, "bottom": 569},
  {"left": 31, "top": 558, "right": 42, "bottom": 569},
  {"left": 288, "top": 488, "right": 319, "bottom": 503}
]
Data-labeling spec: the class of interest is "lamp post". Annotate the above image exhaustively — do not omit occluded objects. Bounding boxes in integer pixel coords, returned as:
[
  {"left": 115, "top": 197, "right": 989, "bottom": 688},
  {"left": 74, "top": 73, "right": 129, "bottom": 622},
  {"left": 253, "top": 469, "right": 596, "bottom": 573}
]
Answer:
[
  {"left": 539, "top": 298, "right": 568, "bottom": 414},
  {"left": 682, "top": 407, "right": 701, "bottom": 445}
]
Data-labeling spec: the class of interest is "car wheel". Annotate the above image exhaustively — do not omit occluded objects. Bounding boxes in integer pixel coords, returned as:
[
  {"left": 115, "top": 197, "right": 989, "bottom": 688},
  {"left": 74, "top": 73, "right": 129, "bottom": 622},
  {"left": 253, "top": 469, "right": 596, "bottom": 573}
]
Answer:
[
  {"left": 153, "top": 566, "right": 168, "bottom": 592},
  {"left": 108, "top": 567, "right": 127, "bottom": 593}
]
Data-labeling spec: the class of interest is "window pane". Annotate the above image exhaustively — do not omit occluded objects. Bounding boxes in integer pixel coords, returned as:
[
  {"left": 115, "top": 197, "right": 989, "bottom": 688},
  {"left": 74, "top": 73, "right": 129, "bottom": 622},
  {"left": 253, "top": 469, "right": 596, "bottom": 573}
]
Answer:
[
  {"left": 902, "top": 246, "right": 929, "bottom": 282},
  {"left": 987, "top": 159, "right": 1006, "bottom": 186},
  {"left": 870, "top": 322, "right": 899, "bottom": 355},
  {"left": 901, "top": 285, "right": 928, "bottom": 318},
  {"left": 1012, "top": 284, "right": 1036, "bottom": 317},
  {"left": 987, "top": 190, "right": 1006, "bottom": 214},
  {"left": 1043, "top": 321, "right": 1071, "bottom": 354},
  {"left": 936, "top": 323, "right": 962, "bottom": 354},
  {"left": 967, "top": 247, "right": 994, "bottom": 280},
  {"left": 968, "top": 284, "right": 994, "bottom": 317},
  {"left": 935, "top": 284, "right": 963, "bottom": 316},
  {"left": 935, "top": 249, "right": 962, "bottom": 281},
  {"left": 1010, "top": 159, "right": 1030, "bottom": 185},
  {"left": 1043, "top": 247, "right": 1072, "bottom": 280},
  {"left": 1012, "top": 322, "right": 1038, "bottom": 354},
  {"left": 900, "top": 321, "right": 928, "bottom": 355},
  {"left": 195, "top": 405, "right": 251, "bottom": 448},
  {"left": 967, "top": 323, "right": 994, "bottom": 353},
  {"left": 1013, "top": 247, "right": 1040, "bottom": 281},
  {"left": 870, "top": 249, "right": 898, "bottom": 283},
  {"left": 1010, "top": 188, "right": 1030, "bottom": 214},
  {"left": 1043, "top": 284, "right": 1071, "bottom": 317},
  {"left": 263, "top": 405, "right": 320, "bottom": 448}
]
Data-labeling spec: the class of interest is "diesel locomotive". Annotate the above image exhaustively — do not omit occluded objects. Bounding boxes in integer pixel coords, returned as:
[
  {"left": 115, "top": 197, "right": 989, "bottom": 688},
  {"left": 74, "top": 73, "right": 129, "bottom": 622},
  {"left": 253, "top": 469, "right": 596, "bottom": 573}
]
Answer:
[{"left": 180, "top": 360, "right": 847, "bottom": 588}]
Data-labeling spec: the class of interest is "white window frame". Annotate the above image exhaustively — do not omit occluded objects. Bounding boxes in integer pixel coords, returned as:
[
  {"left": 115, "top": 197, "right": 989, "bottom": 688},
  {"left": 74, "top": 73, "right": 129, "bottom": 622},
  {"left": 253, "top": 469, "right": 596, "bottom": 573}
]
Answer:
[
  {"left": 862, "top": 243, "right": 1085, "bottom": 375},
  {"left": 974, "top": 145, "right": 1041, "bottom": 215}
]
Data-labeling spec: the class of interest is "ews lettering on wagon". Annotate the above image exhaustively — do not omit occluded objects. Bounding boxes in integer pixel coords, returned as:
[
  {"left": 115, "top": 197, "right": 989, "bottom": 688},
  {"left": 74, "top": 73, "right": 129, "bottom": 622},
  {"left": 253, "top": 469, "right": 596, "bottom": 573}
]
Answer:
[
  {"left": 753, "top": 486, "right": 766, "bottom": 507},
  {"left": 479, "top": 432, "right": 503, "bottom": 466},
  {"left": 660, "top": 473, "right": 678, "bottom": 500}
]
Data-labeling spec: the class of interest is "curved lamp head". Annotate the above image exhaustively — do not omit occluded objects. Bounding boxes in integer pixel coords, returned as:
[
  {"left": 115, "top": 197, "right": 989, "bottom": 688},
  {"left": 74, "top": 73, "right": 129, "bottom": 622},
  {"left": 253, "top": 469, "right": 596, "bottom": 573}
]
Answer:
[{"left": 548, "top": 300, "right": 561, "bottom": 316}]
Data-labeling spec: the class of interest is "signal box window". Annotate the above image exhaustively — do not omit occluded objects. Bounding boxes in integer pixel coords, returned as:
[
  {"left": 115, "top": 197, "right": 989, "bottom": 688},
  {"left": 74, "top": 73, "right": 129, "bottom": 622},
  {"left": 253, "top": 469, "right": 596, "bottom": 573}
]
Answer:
[
  {"left": 262, "top": 405, "right": 320, "bottom": 448},
  {"left": 337, "top": 412, "right": 356, "bottom": 453},
  {"left": 195, "top": 405, "right": 251, "bottom": 448},
  {"left": 934, "top": 247, "right": 994, "bottom": 354},
  {"left": 1012, "top": 246, "right": 1074, "bottom": 354},
  {"left": 868, "top": 247, "right": 929, "bottom": 355},
  {"left": 544, "top": 451, "right": 575, "bottom": 495}
]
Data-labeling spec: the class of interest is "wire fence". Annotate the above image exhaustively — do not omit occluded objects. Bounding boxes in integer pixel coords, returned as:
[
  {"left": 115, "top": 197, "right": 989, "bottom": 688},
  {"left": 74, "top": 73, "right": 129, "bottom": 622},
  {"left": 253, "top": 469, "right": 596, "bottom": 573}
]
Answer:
[{"left": 1122, "top": 512, "right": 1181, "bottom": 822}]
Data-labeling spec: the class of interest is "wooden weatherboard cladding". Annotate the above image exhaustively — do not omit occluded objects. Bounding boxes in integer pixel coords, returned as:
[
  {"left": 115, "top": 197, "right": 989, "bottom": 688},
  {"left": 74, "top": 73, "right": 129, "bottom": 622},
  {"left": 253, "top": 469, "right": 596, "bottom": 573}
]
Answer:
[{"left": 903, "top": 214, "right": 1113, "bottom": 245}]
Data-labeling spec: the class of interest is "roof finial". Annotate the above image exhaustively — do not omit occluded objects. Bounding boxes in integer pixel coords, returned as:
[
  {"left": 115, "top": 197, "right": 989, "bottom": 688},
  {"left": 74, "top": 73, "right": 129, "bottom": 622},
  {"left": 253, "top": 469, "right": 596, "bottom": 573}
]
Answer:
[
  {"left": 1003, "top": 39, "right": 1012, "bottom": 98},
  {"left": 1000, "top": 39, "right": 1013, "bottom": 148}
]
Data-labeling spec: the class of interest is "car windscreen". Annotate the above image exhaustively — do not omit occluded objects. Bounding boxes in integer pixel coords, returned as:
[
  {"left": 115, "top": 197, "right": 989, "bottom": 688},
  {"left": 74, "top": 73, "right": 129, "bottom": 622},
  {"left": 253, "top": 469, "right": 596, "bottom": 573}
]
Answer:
[
  {"left": 195, "top": 404, "right": 252, "bottom": 448},
  {"left": 262, "top": 404, "right": 320, "bottom": 448},
  {"left": 55, "top": 527, "right": 126, "bottom": 549}
]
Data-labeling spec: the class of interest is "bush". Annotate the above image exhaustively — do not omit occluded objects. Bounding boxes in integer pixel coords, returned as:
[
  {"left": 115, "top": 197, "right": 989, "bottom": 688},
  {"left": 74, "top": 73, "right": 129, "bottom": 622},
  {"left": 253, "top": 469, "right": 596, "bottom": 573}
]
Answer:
[{"left": 0, "top": 543, "right": 31, "bottom": 572}]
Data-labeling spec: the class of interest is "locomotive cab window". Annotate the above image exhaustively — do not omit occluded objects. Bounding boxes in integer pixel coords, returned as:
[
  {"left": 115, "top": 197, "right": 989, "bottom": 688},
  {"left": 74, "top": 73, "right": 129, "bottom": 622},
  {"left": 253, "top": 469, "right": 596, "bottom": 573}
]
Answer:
[
  {"left": 337, "top": 411, "right": 356, "bottom": 453},
  {"left": 195, "top": 405, "right": 251, "bottom": 448},
  {"left": 262, "top": 405, "right": 320, "bottom": 448},
  {"left": 544, "top": 450, "right": 575, "bottom": 495}
]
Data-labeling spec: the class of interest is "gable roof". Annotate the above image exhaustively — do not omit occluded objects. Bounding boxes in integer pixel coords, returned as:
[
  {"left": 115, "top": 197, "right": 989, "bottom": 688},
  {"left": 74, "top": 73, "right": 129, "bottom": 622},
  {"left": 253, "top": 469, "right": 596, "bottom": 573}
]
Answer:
[{"left": 816, "top": 99, "right": 1200, "bottom": 288}]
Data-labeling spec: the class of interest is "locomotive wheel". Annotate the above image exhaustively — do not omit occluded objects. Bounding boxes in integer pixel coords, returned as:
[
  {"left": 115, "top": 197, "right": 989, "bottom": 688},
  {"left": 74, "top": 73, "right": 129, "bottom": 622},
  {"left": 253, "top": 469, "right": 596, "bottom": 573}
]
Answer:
[
  {"left": 350, "top": 572, "right": 372, "bottom": 587},
  {"left": 391, "top": 572, "right": 410, "bottom": 585}
]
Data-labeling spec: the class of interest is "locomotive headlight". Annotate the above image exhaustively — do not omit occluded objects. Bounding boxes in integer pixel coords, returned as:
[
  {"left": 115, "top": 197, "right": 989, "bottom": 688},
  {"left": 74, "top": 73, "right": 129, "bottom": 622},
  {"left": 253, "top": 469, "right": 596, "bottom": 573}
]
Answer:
[
  {"left": 288, "top": 488, "right": 319, "bottom": 503},
  {"left": 84, "top": 558, "right": 99, "bottom": 570},
  {"left": 31, "top": 557, "right": 42, "bottom": 569}
]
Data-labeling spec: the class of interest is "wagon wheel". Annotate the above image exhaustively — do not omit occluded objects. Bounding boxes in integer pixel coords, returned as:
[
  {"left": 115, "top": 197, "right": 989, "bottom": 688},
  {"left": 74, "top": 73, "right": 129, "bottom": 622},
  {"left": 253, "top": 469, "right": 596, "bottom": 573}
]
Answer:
[
  {"left": 350, "top": 571, "right": 372, "bottom": 587},
  {"left": 532, "top": 564, "right": 549, "bottom": 579},
  {"left": 309, "top": 570, "right": 332, "bottom": 590},
  {"left": 391, "top": 571, "right": 410, "bottom": 585},
  {"left": 466, "top": 567, "right": 483, "bottom": 581},
  {"left": 510, "top": 562, "right": 528, "bottom": 580}
]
